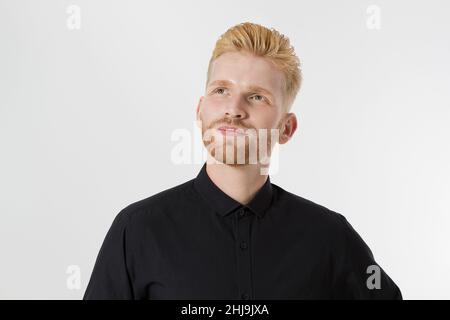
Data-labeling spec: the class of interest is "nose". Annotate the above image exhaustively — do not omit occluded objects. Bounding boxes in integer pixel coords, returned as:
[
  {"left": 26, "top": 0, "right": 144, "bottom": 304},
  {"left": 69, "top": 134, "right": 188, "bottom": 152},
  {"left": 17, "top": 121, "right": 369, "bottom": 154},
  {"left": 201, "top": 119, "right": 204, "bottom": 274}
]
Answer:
[
  {"left": 225, "top": 112, "right": 242, "bottom": 120},
  {"left": 224, "top": 96, "right": 246, "bottom": 120}
]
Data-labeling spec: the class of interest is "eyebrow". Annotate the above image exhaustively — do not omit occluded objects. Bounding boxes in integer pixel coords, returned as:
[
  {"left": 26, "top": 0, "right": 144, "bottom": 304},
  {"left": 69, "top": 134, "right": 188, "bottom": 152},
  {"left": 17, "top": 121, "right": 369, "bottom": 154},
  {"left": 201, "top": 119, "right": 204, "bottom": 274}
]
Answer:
[{"left": 207, "top": 79, "right": 275, "bottom": 99}]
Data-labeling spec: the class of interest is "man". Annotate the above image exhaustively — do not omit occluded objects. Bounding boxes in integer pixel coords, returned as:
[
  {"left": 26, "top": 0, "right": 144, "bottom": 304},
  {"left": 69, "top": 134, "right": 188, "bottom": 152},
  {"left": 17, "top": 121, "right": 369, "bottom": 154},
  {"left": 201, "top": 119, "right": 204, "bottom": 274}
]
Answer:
[{"left": 84, "top": 22, "right": 402, "bottom": 300}]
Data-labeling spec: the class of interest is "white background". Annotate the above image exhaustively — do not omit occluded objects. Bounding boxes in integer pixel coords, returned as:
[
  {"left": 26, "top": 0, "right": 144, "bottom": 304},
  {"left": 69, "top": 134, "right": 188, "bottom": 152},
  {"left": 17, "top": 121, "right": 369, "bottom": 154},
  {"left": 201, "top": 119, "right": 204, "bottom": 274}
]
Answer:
[{"left": 1, "top": 0, "right": 449, "bottom": 299}]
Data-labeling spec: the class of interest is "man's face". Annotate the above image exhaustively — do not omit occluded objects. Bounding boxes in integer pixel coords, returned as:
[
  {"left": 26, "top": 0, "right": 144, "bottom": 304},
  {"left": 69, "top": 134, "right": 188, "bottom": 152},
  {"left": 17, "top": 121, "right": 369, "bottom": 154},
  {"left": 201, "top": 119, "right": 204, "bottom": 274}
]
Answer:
[{"left": 196, "top": 51, "right": 293, "bottom": 166}]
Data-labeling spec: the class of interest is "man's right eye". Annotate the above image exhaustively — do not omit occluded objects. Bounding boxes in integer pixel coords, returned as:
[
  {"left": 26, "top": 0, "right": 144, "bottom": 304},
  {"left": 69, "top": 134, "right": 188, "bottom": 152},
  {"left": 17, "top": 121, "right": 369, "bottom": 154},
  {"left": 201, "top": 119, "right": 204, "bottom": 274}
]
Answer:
[{"left": 213, "top": 88, "right": 226, "bottom": 94}]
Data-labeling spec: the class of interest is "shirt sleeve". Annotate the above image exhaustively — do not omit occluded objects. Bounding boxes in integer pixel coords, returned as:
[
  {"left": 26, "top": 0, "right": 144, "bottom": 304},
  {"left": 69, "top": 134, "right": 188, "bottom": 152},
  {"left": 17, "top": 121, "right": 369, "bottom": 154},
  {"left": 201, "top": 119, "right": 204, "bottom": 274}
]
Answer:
[
  {"left": 83, "top": 209, "right": 135, "bottom": 300},
  {"left": 331, "top": 213, "right": 403, "bottom": 300}
]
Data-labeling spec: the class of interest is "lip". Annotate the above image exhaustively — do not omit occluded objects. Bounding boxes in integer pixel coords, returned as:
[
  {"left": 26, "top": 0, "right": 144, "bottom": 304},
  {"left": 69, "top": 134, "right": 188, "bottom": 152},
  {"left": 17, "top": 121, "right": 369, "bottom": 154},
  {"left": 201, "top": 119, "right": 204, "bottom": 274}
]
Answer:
[{"left": 217, "top": 126, "right": 247, "bottom": 136}]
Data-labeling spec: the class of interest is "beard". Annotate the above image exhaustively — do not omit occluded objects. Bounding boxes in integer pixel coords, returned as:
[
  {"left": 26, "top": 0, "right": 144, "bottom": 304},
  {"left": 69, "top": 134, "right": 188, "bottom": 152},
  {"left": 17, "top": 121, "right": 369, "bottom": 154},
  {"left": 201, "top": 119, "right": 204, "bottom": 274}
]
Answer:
[{"left": 200, "top": 118, "right": 282, "bottom": 166}]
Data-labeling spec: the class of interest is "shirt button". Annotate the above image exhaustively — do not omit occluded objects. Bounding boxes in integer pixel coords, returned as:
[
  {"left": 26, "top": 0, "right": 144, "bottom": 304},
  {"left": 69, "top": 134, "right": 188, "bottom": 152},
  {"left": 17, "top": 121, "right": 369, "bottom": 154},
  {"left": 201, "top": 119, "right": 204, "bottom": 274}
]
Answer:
[
  {"left": 240, "top": 241, "right": 248, "bottom": 250},
  {"left": 239, "top": 208, "right": 246, "bottom": 217},
  {"left": 241, "top": 293, "right": 250, "bottom": 300}
]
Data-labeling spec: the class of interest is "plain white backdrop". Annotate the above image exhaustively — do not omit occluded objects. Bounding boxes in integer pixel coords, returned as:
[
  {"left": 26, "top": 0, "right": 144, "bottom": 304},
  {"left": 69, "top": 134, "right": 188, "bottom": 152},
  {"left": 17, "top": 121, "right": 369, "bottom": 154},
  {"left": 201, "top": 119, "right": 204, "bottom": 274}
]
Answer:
[{"left": 1, "top": 0, "right": 449, "bottom": 299}]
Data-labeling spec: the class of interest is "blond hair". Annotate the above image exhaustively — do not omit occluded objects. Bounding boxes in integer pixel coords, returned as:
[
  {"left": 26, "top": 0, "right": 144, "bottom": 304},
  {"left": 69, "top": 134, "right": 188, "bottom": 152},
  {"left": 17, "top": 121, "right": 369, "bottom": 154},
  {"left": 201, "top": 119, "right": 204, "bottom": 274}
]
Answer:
[{"left": 206, "top": 22, "right": 302, "bottom": 113}]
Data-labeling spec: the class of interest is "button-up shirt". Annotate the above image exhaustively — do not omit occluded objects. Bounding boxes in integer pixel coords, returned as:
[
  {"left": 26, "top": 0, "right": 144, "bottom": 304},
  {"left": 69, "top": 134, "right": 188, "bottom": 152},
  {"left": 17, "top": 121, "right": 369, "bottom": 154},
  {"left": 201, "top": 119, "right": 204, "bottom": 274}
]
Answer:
[{"left": 84, "top": 162, "right": 402, "bottom": 300}]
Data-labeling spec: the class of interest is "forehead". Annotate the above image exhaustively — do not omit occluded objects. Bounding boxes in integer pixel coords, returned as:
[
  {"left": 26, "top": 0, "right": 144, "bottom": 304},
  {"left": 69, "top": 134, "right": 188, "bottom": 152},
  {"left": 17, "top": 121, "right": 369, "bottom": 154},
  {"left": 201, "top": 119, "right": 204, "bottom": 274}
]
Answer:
[{"left": 208, "top": 51, "right": 284, "bottom": 94}]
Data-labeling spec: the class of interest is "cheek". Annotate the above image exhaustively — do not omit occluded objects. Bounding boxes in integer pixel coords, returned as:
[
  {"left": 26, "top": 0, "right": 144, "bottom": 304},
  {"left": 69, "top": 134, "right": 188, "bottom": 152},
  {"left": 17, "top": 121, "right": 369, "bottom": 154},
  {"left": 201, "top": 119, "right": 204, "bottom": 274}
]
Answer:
[
  {"left": 251, "top": 111, "right": 280, "bottom": 129},
  {"left": 198, "top": 108, "right": 217, "bottom": 130},
  {"left": 200, "top": 103, "right": 221, "bottom": 119}
]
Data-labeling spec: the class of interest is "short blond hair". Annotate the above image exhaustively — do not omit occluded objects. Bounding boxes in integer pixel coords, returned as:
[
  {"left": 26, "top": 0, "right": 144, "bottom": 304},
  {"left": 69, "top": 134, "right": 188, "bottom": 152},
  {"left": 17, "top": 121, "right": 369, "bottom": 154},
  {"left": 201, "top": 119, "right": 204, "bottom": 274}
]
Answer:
[{"left": 206, "top": 22, "right": 302, "bottom": 113}]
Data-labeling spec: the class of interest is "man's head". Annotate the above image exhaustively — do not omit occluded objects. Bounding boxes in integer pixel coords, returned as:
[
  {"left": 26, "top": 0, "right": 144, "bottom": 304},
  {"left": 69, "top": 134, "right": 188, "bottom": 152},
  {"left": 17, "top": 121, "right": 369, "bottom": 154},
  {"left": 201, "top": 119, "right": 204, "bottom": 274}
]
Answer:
[{"left": 196, "top": 22, "right": 302, "bottom": 166}]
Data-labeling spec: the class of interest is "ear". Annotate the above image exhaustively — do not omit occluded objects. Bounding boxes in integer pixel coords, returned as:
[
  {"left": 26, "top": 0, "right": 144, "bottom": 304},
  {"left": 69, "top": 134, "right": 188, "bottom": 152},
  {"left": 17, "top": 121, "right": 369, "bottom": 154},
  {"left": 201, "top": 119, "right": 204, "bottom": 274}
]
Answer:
[
  {"left": 196, "top": 96, "right": 204, "bottom": 127},
  {"left": 278, "top": 113, "right": 298, "bottom": 144}
]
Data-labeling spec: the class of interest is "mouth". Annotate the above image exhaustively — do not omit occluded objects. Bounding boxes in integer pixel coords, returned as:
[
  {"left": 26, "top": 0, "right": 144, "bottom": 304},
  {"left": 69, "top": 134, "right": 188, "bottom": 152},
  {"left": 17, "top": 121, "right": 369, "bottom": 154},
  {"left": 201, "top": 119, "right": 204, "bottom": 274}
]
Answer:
[{"left": 217, "top": 126, "right": 247, "bottom": 136}]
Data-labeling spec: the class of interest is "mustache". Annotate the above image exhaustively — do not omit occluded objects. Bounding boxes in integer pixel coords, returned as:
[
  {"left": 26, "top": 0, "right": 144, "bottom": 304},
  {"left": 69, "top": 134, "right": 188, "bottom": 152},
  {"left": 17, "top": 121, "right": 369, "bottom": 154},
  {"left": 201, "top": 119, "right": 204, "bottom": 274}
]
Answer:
[{"left": 208, "top": 118, "right": 252, "bottom": 130}]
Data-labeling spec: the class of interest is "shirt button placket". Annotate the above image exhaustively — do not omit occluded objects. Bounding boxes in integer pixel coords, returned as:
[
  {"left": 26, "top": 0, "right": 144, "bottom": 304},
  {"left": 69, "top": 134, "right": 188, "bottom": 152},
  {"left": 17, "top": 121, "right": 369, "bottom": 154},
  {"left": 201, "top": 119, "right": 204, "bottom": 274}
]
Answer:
[{"left": 236, "top": 207, "right": 252, "bottom": 300}]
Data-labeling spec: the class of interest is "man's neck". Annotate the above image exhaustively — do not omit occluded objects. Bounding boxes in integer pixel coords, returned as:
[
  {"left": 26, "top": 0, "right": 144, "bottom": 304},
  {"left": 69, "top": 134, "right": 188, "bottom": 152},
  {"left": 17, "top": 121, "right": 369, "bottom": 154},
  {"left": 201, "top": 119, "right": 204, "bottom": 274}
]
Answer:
[{"left": 205, "top": 157, "right": 268, "bottom": 205}]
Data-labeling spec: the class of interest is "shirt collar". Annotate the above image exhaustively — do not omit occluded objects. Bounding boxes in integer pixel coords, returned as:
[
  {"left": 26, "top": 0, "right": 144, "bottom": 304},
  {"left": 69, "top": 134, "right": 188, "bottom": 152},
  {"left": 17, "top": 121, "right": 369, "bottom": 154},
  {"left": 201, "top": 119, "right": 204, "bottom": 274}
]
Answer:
[{"left": 193, "top": 162, "right": 273, "bottom": 219}]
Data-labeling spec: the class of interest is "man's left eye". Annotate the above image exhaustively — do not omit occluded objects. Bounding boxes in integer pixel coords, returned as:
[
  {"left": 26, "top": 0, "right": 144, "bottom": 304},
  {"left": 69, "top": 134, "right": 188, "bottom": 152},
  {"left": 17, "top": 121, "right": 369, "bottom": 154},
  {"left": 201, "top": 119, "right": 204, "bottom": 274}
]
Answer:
[{"left": 251, "top": 95, "right": 266, "bottom": 102}]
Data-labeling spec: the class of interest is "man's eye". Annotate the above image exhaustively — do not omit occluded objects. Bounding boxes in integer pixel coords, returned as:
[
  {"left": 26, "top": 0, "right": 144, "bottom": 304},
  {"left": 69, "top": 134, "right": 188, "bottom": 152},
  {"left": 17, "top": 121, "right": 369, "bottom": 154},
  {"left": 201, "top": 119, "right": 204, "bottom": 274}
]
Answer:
[
  {"left": 213, "top": 88, "right": 227, "bottom": 94},
  {"left": 251, "top": 95, "right": 265, "bottom": 102}
]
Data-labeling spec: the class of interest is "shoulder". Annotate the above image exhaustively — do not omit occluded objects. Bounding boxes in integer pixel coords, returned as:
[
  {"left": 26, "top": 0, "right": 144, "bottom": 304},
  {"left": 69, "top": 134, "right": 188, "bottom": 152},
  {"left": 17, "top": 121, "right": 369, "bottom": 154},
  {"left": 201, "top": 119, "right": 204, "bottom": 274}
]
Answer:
[
  {"left": 270, "top": 183, "right": 373, "bottom": 261},
  {"left": 112, "top": 179, "right": 196, "bottom": 227},
  {"left": 272, "top": 183, "right": 373, "bottom": 254},
  {"left": 271, "top": 183, "right": 347, "bottom": 230}
]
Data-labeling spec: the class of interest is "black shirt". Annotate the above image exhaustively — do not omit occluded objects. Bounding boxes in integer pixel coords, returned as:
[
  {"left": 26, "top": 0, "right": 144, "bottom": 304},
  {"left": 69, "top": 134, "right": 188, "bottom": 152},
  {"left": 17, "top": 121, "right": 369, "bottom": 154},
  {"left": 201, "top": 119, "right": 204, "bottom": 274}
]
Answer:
[{"left": 83, "top": 162, "right": 402, "bottom": 300}]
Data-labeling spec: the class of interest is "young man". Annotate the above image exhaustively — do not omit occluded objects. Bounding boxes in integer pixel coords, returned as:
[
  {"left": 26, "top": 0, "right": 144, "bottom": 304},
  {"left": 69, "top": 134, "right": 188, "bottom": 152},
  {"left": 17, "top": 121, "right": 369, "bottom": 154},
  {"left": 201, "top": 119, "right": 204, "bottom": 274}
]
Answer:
[{"left": 84, "top": 22, "right": 402, "bottom": 300}]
